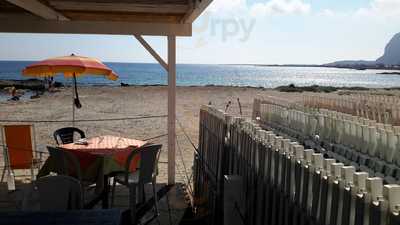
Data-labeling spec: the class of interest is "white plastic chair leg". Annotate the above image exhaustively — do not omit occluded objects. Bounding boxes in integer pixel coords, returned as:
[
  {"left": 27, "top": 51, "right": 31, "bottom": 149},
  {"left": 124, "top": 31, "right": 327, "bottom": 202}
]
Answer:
[
  {"left": 152, "top": 180, "right": 159, "bottom": 216},
  {"left": 129, "top": 184, "right": 137, "bottom": 225},
  {"left": 111, "top": 178, "right": 117, "bottom": 207}
]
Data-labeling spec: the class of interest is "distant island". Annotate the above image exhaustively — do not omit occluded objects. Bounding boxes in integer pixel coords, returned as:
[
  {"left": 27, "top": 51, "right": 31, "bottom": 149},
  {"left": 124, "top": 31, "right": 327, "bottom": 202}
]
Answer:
[
  {"left": 324, "top": 32, "right": 400, "bottom": 70},
  {"left": 251, "top": 32, "right": 400, "bottom": 71}
]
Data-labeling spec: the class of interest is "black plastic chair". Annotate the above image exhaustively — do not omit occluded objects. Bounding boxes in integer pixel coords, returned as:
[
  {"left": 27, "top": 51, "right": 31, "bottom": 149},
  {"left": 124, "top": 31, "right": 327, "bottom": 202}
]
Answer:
[
  {"left": 46, "top": 146, "right": 82, "bottom": 180},
  {"left": 53, "top": 127, "right": 86, "bottom": 145}
]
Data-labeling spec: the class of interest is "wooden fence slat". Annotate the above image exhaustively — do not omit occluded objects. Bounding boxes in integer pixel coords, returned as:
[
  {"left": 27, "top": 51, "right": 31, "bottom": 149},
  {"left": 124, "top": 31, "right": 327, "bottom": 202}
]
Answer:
[{"left": 194, "top": 105, "right": 398, "bottom": 225}]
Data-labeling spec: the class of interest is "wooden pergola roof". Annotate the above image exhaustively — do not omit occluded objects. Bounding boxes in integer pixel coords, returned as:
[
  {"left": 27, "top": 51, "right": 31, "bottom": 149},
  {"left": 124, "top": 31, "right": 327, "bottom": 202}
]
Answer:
[{"left": 0, "top": 0, "right": 212, "bottom": 36}]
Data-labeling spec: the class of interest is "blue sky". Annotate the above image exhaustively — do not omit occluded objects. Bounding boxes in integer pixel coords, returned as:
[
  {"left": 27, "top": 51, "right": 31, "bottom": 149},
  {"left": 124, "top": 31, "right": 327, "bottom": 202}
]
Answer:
[{"left": 0, "top": 0, "right": 399, "bottom": 64}]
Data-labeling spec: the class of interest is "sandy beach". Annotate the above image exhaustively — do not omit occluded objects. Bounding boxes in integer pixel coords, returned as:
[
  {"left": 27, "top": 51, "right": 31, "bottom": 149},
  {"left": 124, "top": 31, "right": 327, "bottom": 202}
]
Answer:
[{"left": 0, "top": 86, "right": 303, "bottom": 183}]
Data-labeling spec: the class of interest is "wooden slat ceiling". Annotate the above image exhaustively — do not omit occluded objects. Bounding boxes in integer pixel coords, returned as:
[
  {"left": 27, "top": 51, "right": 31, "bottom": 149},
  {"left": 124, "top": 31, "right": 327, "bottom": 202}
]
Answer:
[
  {"left": 0, "top": 0, "right": 195, "bottom": 23},
  {"left": 0, "top": 1, "right": 26, "bottom": 13}
]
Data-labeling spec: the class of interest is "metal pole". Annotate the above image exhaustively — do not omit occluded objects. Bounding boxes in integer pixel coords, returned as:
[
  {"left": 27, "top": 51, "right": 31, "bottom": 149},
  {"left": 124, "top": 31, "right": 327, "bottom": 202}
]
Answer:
[
  {"left": 168, "top": 35, "right": 176, "bottom": 185},
  {"left": 72, "top": 78, "right": 75, "bottom": 127}
]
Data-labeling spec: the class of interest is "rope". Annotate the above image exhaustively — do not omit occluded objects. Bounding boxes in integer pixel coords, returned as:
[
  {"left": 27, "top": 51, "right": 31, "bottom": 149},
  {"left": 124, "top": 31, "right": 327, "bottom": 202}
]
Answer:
[
  {"left": 174, "top": 117, "right": 200, "bottom": 202},
  {"left": 175, "top": 118, "right": 198, "bottom": 152},
  {"left": 0, "top": 161, "right": 46, "bottom": 169},
  {"left": 175, "top": 134, "right": 194, "bottom": 196},
  {"left": 143, "top": 133, "right": 168, "bottom": 142},
  {"left": 0, "top": 115, "right": 167, "bottom": 123},
  {"left": 175, "top": 119, "right": 199, "bottom": 196},
  {"left": 0, "top": 134, "right": 167, "bottom": 155},
  {"left": 0, "top": 144, "right": 49, "bottom": 155},
  {"left": 176, "top": 118, "right": 220, "bottom": 185}
]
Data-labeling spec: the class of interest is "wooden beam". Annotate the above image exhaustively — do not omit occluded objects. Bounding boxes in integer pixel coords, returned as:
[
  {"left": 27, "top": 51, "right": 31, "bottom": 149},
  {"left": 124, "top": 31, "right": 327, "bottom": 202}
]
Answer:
[
  {"left": 135, "top": 35, "right": 168, "bottom": 71},
  {"left": 5, "top": 0, "right": 69, "bottom": 20},
  {"left": 168, "top": 35, "right": 176, "bottom": 185},
  {"left": 181, "top": 0, "right": 212, "bottom": 23},
  {"left": 0, "top": 19, "right": 192, "bottom": 36},
  {"left": 49, "top": 1, "right": 190, "bottom": 14},
  {"left": 61, "top": 11, "right": 184, "bottom": 23}
]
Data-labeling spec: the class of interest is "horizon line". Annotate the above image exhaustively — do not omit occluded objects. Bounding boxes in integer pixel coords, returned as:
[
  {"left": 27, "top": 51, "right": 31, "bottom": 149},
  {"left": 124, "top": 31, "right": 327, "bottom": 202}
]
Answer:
[{"left": 0, "top": 59, "right": 330, "bottom": 66}]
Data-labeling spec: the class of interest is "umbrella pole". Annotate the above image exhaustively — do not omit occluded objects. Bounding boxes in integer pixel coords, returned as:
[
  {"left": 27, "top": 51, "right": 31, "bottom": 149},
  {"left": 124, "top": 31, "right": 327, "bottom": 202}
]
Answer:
[{"left": 72, "top": 75, "right": 75, "bottom": 126}]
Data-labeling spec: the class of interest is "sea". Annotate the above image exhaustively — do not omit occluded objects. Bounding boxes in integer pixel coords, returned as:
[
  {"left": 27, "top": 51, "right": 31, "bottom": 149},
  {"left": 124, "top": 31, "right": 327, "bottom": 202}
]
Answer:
[{"left": 1, "top": 60, "right": 400, "bottom": 101}]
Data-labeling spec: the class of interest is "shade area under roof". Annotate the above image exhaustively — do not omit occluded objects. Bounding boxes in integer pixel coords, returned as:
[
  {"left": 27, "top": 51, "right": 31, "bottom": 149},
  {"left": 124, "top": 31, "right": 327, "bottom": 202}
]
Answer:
[{"left": 0, "top": 0, "right": 213, "bottom": 185}]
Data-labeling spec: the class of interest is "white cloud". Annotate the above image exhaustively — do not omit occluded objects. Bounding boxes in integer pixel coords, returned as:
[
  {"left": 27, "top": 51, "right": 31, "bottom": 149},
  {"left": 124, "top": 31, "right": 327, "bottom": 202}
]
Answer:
[
  {"left": 207, "top": 0, "right": 311, "bottom": 17},
  {"left": 318, "top": 9, "right": 335, "bottom": 17},
  {"left": 250, "top": 0, "right": 311, "bottom": 17},
  {"left": 355, "top": 0, "right": 400, "bottom": 18},
  {"left": 208, "top": 0, "right": 247, "bottom": 12},
  {"left": 314, "top": 0, "right": 400, "bottom": 20}
]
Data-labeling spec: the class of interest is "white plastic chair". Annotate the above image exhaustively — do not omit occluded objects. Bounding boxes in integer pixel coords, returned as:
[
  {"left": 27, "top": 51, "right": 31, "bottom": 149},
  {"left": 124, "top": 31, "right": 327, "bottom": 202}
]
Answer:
[
  {"left": 21, "top": 175, "right": 83, "bottom": 211},
  {"left": 110, "top": 144, "right": 162, "bottom": 224}
]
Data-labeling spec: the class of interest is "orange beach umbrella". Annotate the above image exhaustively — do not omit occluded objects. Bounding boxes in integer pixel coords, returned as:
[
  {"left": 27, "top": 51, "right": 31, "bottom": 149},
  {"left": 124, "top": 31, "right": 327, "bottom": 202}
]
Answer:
[
  {"left": 22, "top": 54, "right": 118, "bottom": 81},
  {"left": 22, "top": 54, "right": 119, "bottom": 124}
]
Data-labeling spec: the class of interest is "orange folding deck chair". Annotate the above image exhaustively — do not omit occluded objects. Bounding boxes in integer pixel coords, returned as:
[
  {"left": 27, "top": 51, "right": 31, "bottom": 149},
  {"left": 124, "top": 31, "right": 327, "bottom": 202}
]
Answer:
[{"left": 1, "top": 125, "right": 43, "bottom": 185}]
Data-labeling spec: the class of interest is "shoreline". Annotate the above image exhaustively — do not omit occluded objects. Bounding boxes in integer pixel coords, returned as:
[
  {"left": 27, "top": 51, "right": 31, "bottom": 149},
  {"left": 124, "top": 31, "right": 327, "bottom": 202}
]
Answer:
[
  {"left": 2, "top": 79, "right": 400, "bottom": 91},
  {"left": 2, "top": 84, "right": 400, "bottom": 104},
  {"left": 3, "top": 79, "right": 400, "bottom": 96}
]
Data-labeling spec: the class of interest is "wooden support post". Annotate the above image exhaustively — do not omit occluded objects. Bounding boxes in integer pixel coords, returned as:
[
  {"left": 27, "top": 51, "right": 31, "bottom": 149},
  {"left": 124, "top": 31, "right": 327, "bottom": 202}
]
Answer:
[{"left": 168, "top": 35, "right": 176, "bottom": 185}]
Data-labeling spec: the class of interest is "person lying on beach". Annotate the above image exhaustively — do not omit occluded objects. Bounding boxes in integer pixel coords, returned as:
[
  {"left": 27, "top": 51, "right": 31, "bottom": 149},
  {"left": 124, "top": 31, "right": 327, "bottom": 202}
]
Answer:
[
  {"left": 49, "top": 77, "right": 55, "bottom": 92},
  {"left": 44, "top": 77, "right": 49, "bottom": 91},
  {"left": 8, "top": 86, "right": 19, "bottom": 101},
  {"left": 30, "top": 90, "right": 41, "bottom": 99}
]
